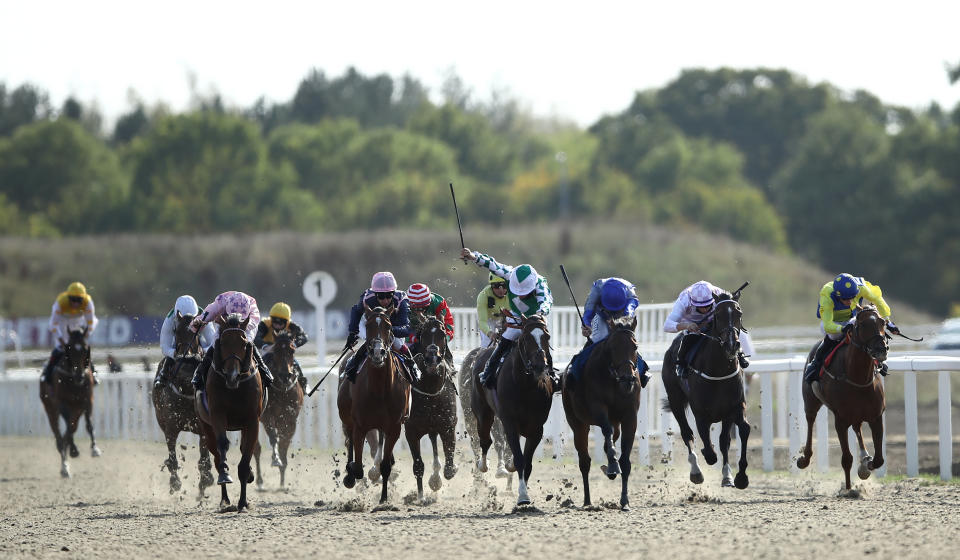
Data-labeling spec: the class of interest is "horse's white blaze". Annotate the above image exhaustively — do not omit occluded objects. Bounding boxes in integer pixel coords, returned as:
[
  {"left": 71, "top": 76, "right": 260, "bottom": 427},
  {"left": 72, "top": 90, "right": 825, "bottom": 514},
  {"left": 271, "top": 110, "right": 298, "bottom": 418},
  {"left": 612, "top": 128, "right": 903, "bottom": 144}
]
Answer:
[
  {"left": 530, "top": 328, "right": 545, "bottom": 350},
  {"left": 688, "top": 449, "right": 702, "bottom": 475},
  {"left": 517, "top": 478, "right": 530, "bottom": 504}
]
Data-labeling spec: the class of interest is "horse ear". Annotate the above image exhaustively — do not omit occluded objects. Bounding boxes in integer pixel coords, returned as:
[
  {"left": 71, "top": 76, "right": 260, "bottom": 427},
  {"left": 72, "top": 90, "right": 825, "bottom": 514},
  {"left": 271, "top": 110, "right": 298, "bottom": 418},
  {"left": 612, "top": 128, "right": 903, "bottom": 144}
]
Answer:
[
  {"left": 630, "top": 316, "right": 638, "bottom": 330},
  {"left": 241, "top": 317, "right": 250, "bottom": 331},
  {"left": 82, "top": 326, "right": 89, "bottom": 337},
  {"left": 176, "top": 310, "right": 183, "bottom": 321},
  {"left": 363, "top": 301, "right": 373, "bottom": 314}
]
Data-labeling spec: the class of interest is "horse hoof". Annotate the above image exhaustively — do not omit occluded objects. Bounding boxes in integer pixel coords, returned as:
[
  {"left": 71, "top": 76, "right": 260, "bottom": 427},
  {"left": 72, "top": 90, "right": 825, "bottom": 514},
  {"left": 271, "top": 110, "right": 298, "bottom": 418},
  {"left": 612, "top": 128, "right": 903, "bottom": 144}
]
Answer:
[
  {"left": 734, "top": 473, "right": 749, "bottom": 489},
  {"left": 477, "top": 460, "right": 488, "bottom": 474},
  {"left": 517, "top": 498, "right": 531, "bottom": 506},
  {"left": 218, "top": 473, "right": 234, "bottom": 485},
  {"left": 444, "top": 465, "right": 458, "bottom": 480},
  {"left": 200, "top": 471, "right": 215, "bottom": 489},
  {"left": 690, "top": 472, "right": 704, "bottom": 485},
  {"left": 796, "top": 456, "right": 810, "bottom": 470},
  {"left": 343, "top": 474, "right": 356, "bottom": 489},
  {"left": 600, "top": 465, "right": 618, "bottom": 480},
  {"left": 721, "top": 477, "right": 734, "bottom": 488},
  {"left": 495, "top": 466, "right": 509, "bottom": 478},
  {"left": 247, "top": 473, "right": 255, "bottom": 484},
  {"left": 170, "top": 477, "right": 182, "bottom": 493},
  {"left": 367, "top": 466, "right": 381, "bottom": 483},
  {"left": 69, "top": 445, "right": 80, "bottom": 458},
  {"left": 60, "top": 466, "right": 71, "bottom": 479},
  {"left": 271, "top": 457, "right": 283, "bottom": 468},
  {"left": 621, "top": 503, "right": 631, "bottom": 512},
  {"left": 429, "top": 473, "right": 442, "bottom": 492},
  {"left": 219, "top": 503, "right": 237, "bottom": 513},
  {"left": 701, "top": 448, "right": 717, "bottom": 465},
  {"left": 505, "top": 459, "right": 516, "bottom": 472},
  {"left": 857, "top": 465, "right": 871, "bottom": 480},
  {"left": 91, "top": 446, "right": 102, "bottom": 458}
]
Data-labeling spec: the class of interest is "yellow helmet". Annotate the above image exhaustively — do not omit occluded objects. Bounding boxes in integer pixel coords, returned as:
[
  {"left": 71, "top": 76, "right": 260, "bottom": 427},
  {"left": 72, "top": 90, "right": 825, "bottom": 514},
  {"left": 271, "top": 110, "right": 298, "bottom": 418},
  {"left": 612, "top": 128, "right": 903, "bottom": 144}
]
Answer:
[
  {"left": 489, "top": 273, "right": 507, "bottom": 286},
  {"left": 67, "top": 282, "right": 87, "bottom": 297},
  {"left": 269, "top": 302, "right": 292, "bottom": 320}
]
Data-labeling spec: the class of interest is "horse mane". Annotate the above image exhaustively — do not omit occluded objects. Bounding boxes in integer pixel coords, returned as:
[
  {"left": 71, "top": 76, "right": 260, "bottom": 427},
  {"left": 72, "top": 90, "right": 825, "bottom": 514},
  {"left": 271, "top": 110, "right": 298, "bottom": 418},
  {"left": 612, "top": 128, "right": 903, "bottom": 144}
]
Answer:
[{"left": 225, "top": 313, "right": 243, "bottom": 328}]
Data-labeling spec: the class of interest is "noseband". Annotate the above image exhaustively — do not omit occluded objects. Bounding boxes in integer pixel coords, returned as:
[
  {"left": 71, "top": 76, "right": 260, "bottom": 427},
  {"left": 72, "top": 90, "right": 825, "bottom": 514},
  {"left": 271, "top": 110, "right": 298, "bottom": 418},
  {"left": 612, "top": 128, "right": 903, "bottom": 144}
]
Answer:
[
  {"left": 215, "top": 327, "right": 253, "bottom": 377},
  {"left": 848, "top": 310, "right": 888, "bottom": 361},
  {"left": 606, "top": 326, "right": 639, "bottom": 385}
]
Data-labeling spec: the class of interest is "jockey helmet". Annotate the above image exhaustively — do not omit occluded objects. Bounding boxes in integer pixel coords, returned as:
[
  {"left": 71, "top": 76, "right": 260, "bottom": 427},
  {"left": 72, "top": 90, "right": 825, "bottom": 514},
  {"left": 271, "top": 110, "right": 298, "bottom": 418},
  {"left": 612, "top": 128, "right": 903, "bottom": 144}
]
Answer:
[
  {"left": 600, "top": 280, "right": 630, "bottom": 312},
  {"left": 174, "top": 295, "right": 199, "bottom": 316},
  {"left": 222, "top": 292, "right": 251, "bottom": 315},
  {"left": 67, "top": 282, "right": 87, "bottom": 298},
  {"left": 371, "top": 272, "right": 398, "bottom": 292},
  {"left": 407, "top": 284, "right": 431, "bottom": 308},
  {"left": 270, "top": 302, "right": 292, "bottom": 321},
  {"left": 833, "top": 273, "right": 861, "bottom": 300},
  {"left": 489, "top": 273, "right": 507, "bottom": 287},
  {"left": 509, "top": 264, "right": 538, "bottom": 296},
  {"left": 689, "top": 281, "right": 715, "bottom": 308}
]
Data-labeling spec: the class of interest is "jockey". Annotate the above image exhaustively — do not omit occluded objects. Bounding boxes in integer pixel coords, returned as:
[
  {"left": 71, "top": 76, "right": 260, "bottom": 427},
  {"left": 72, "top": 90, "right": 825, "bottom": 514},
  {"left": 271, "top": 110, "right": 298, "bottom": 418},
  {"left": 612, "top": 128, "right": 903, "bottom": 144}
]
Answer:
[
  {"left": 566, "top": 277, "right": 651, "bottom": 390},
  {"left": 154, "top": 295, "right": 216, "bottom": 388},
  {"left": 254, "top": 302, "right": 309, "bottom": 391},
  {"left": 406, "top": 283, "right": 454, "bottom": 361},
  {"left": 663, "top": 280, "right": 753, "bottom": 379},
  {"left": 802, "top": 273, "right": 897, "bottom": 385},
  {"left": 342, "top": 272, "right": 416, "bottom": 383},
  {"left": 189, "top": 291, "right": 274, "bottom": 391},
  {"left": 460, "top": 248, "right": 555, "bottom": 389},
  {"left": 41, "top": 282, "right": 99, "bottom": 385},
  {"left": 476, "top": 273, "right": 509, "bottom": 348}
]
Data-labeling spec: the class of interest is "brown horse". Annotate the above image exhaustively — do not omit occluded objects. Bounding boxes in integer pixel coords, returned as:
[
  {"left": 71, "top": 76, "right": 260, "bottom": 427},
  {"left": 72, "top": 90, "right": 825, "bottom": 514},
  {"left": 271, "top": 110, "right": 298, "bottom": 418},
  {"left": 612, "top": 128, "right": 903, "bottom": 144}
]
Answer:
[
  {"left": 153, "top": 311, "right": 215, "bottom": 495},
  {"left": 39, "top": 327, "right": 101, "bottom": 478},
  {"left": 337, "top": 304, "right": 410, "bottom": 504},
  {"left": 458, "top": 348, "right": 513, "bottom": 481},
  {"left": 254, "top": 329, "right": 304, "bottom": 488},
  {"left": 662, "top": 292, "right": 751, "bottom": 488},
  {"left": 797, "top": 306, "right": 888, "bottom": 489},
  {"left": 405, "top": 315, "right": 458, "bottom": 502},
  {"left": 562, "top": 316, "right": 641, "bottom": 510},
  {"left": 471, "top": 314, "right": 554, "bottom": 506},
  {"left": 194, "top": 314, "right": 264, "bottom": 512}
]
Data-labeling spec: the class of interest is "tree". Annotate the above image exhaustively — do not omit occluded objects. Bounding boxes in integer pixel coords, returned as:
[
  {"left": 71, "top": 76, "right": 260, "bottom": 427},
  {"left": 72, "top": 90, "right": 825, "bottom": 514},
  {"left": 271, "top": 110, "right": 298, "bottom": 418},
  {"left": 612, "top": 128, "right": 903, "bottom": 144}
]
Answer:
[{"left": 0, "top": 83, "right": 53, "bottom": 137}]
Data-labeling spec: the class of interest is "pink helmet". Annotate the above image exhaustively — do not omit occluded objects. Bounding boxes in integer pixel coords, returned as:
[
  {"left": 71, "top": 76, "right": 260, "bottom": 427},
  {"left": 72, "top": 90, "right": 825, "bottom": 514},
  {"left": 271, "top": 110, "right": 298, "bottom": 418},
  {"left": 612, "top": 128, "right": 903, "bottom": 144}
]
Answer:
[
  {"left": 407, "top": 283, "right": 431, "bottom": 308},
  {"left": 220, "top": 291, "right": 252, "bottom": 315},
  {"left": 370, "top": 272, "right": 398, "bottom": 292}
]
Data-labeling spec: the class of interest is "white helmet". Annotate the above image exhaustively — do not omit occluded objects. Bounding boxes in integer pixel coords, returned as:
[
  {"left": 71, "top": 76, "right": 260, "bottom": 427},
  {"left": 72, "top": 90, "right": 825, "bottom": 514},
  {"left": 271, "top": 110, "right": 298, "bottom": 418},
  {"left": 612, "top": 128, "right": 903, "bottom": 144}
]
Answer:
[
  {"left": 689, "top": 281, "right": 716, "bottom": 308},
  {"left": 174, "top": 295, "right": 199, "bottom": 315}
]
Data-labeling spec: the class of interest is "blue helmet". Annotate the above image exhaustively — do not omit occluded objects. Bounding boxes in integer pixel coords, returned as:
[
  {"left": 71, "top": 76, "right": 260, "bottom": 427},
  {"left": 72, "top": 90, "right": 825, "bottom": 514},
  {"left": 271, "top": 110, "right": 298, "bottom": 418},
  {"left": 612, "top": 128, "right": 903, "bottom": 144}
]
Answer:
[
  {"left": 600, "top": 280, "right": 630, "bottom": 311},
  {"left": 832, "top": 273, "right": 861, "bottom": 300}
]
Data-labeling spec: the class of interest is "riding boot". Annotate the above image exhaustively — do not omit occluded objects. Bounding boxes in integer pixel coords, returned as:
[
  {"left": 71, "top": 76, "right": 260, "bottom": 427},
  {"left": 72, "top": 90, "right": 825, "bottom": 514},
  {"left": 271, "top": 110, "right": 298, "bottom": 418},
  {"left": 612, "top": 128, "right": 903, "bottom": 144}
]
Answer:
[
  {"left": 192, "top": 352, "right": 213, "bottom": 391},
  {"left": 294, "top": 359, "right": 307, "bottom": 390},
  {"left": 397, "top": 345, "right": 419, "bottom": 383},
  {"left": 738, "top": 352, "right": 750, "bottom": 370},
  {"left": 90, "top": 361, "right": 100, "bottom": 385},
  {"left": 153, "top": 357, "right": 172, "bottom": 388},
  {"left": 637, "top": 356, "right": 651, "bottom": 388},
  {"left": 480, "top": 338, "right": 514, "bottom": 388},
  {"left": 40, "top": 347, "right": 64, "bottom": 384},
  {"left": 251, "top": 345, "right": 274, "bottom": 389},
  {"left": 803, "top": 336, "right": 840, "bottom": 385},
  {"left": 343, "top": 345, "right": 368, "bottom": 383}
]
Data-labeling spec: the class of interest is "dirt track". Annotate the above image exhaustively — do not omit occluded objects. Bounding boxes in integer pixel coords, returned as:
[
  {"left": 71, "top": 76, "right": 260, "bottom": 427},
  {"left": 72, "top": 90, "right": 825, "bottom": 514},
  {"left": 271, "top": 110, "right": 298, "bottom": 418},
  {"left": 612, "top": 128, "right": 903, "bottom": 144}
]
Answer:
[{"left": 2, "top": 436, "right": 959, "bottom": 559}]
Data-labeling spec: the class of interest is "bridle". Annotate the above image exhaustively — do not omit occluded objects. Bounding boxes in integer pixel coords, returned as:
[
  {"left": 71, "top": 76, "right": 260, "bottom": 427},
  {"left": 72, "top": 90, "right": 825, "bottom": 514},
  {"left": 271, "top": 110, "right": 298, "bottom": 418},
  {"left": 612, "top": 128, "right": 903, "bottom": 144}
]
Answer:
[
  {"left": 713, "top": 299, "right": 743, "bottom": 361},
  {"left": 213, "top": 327, "right": 254, "bottom": 380},
  {"left": 516, "top": 317, "right": 551, "bottom": 377},
  {"left": 606, "top": 325, "right": 639, "bottom": 387},
  {"left": 848, "top": 308, "right": 888, "bottom": 363},
  {"left": 364, "top": 307, "right": 395, "bottom": 368}
]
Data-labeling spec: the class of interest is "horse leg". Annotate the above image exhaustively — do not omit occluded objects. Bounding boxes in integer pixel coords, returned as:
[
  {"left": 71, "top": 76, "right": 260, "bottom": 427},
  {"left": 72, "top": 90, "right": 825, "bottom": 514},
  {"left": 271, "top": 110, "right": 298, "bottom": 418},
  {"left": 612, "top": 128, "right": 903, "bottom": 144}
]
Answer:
[
  {"left": 42, "top": 401, "right": 68, "bottom": 478},
  {"left": 734, "top": 410, "right": 751, "bottom": 489},
  {"left": 407, "top": 429, "right": 425, "bottom": 502},
  {"left": 253, "top": 438, "right": 264, "bottom": 489},
  {"left": 520, "top": 428, "right": 542, "bottom": 505},
  {"left": 198, "top": 436, "right": 214, "bottom": 497},
  {"left": 428, "top": 434, "right": 443, "bottom": 492},
  {"left": 199, "top": 422, "right": 230, "bottom": 510},
  {"left": 836, "top": 418, "right": 854, "bottom": 490},
  {"left": 341, "top": 431, "right": 356, "bottom": 489},
  {"left": 666, "top": 388, "right": 702, "bottom": 484},
  {"left": 64, "top": 410, "right": 80, "bottom": 458},
  {"left": 618, "top": 416, "right": 637, "bottom": 510},
  {"left": 572, "top": 422, "right": 592, "bottom": 507},
  {"left": 163, "top": 427, "right": 182, "bottom": 493},
  {"left": 502, "top": 424, "right": 529, "bottom": 505},
  {"left": 367, "top": 430, "right": 383, "bottom": 482},
  {"left": 84, "top": 408, "right": 101, "bottom": 457},
  {"left": 719, "top": 419, "right": 734, "bottom": 487},
  {"left": 237, "top": 421, "right": 259, "bottom": 512},
  {"left": 265, "top": 423, "right": 282, "bottom": 468},
  {"left": 215, "top": 431, "right": 233, "bottom": 485},
  {"left": 852, "top": 424, "right": 872, "bottom": 480},
  {"left": 694, "top": 415, "right": 717, "bottom": 465},
  {"left": 596, "top": 413, "right": 620, "bottom": 480},
  {"left": 440, "top": 425, "right": 458, "bottom": 481},
  {"left": 379, "top": 427, "right": 401, "bottom": 504},
  {"left": 346, "top": 426, "right": 366, "bottom": 487},
  {"left": 796, "top": 386, "right": 822, "bottom": 470},
  {"left": 867, "top": 416, "right": 885, "bottom": 472},
  {"left": 475, "top": 408, "right": 494, "bottom": 474},
  {"left": 494, "top": 420, "right": 514, "bottom": 475},
  {"left": 278, "top": 430, "right": 293, "bottom": 488}
]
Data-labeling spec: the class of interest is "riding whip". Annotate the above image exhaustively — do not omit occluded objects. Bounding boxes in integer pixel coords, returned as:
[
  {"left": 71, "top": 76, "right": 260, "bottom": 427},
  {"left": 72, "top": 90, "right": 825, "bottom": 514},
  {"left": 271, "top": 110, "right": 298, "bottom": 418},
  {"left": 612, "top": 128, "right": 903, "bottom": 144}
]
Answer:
[
  {"left": 559, "top": 264, "right": 586, "bottom": 331},
  {"left": 306, "top": 343, "right": 354, "bottom": 397},
  {"left": 449, "top": 182, "right": 467, "bottom": 257}
]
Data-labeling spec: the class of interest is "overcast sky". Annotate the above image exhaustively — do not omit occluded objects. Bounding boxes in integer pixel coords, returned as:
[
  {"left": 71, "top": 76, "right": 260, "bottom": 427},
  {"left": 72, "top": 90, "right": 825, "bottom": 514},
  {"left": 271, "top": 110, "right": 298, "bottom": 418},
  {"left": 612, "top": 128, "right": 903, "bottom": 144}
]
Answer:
[{"left": 2, "top": 0, "right": 958, "bottom": 127}]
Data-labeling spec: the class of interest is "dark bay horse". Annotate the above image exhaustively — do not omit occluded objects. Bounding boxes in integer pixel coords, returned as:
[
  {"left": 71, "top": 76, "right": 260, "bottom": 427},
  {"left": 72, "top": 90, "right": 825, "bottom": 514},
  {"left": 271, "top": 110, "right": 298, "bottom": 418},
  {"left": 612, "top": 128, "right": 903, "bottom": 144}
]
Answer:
[
  {"left": 255, "top": 329, "right": 304, "bottom": 488},
  {"left": 458, "top": 347, "right": 513, "bottom": 481},
  {"left": 797, "top": 306, "right": 888, "bottom": 489},
  {"left": 562, "top": 316, "right": 641, "bottom": 510},
  {"left": 471, "top": 314, "right": 554, "bottom": 506},
  {"left": 194, "top": 314, "right": 264, "bottom": 512},
  {"left": 153, "top": 311, "right": 214, "bottom": 495},
  {"left": 405, "top": 316, "right": 458, "bottom": 501},
  {"left": 337, "top": 304, "right": 410, "bottom": 504},
  {"left": 662, "top": 292, "right": 751, "bottom": 488},
  {"left": 39, "top": 327, "right": 101, "bottom": 478}
]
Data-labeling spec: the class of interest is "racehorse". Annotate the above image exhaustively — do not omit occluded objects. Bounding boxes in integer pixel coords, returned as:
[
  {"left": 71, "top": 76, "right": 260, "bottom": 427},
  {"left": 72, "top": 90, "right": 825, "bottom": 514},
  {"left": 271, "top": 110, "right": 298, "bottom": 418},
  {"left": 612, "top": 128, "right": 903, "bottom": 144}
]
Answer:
[
  {"left": 254, "top": 329, "right": 304, "bottom": 488},
  {"left": 662, "top": 291, "right": 751, "bottom": 489},
  {"left": 152, "top": 311, "right": 214, "bottom": 495},
  {"left": 471, "top": 314, "right": 554, "bottom": 506},
  {"left": 562, "top": 316, "right": 641, "bottom": 510},
  {"left": 194, "top": 314, "right": 264, "bottom": 512},
  {"left": 458, "top": 348, "right": 513, "bottom": 481},
  {"left": 404, "top": 315, "right": 458, "bottom": 502},
  {"left": 39, "top": 327, "right": 101, "bottom": 478},
  {"left": 337, "top": 304, "right": 410, "bottom": 504},
  {"left": 797, "top": 305, "right": 888, "bottom": 489}
]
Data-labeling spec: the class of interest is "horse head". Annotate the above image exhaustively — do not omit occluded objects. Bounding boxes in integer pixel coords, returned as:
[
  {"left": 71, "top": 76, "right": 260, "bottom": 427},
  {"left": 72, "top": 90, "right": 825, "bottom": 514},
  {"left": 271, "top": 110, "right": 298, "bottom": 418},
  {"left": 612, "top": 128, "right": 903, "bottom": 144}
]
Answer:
[
  {"left": 604, "top": 315, "right": 639, "bottom": 389},
  {"left": 517, "top": 314, "right": 553, "bottom": 392},
  {"left": 61, "top": 327, "right": 90, "bottom": 384},
  {"left": 363, "top": 304, "right": 394, "bottom": 368},
  {"left": 416, "top": 316, "right": 448, "bottom": 376},
  {"left": 270, "top": 329, "right": 297, "bottom": 380},
  {"left": 712, "top": 292, "right": 745, "bottom": 361},
  {"left": 215, "top": 313, "right": 253, "bottom": 390},
  {"left": 851, "top": 306, "right": 889, "bottom": 363},
  {"left": 174, "top": 311, "right": 202, "bottom": 360}
]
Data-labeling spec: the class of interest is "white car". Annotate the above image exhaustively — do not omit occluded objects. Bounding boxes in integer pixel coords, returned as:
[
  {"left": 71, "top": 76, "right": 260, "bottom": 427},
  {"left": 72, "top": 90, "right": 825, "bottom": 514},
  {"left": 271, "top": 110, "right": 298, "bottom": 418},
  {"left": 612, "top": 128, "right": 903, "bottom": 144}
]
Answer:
[{"left": 930, "top": 318, "right": 960, "bottom": 350}]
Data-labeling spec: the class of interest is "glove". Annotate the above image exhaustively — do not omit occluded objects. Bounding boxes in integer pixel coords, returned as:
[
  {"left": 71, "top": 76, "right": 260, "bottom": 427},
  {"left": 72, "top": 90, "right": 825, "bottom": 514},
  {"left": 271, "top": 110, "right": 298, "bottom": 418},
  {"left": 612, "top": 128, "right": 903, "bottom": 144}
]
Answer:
[
  {"left": 345, "top": 332, "right": 360, "bottom": 349},
  {"left": 678, "top": 321, "right": 699, "bottom": 333},
  {"left": 189, "top": 317, "right": 204, "bottom": 333},
  {"left": 886, "top": 320, "right": 900, "bottom": 335},
  {"left": 581, "top": 325, "right": 592, "bottom": 337},
  {"left": 842, "top": 321, "right": 855, "bottom": 335},
  {"left": 460, "top": 247, "right": 477, "bottom": 263}
]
